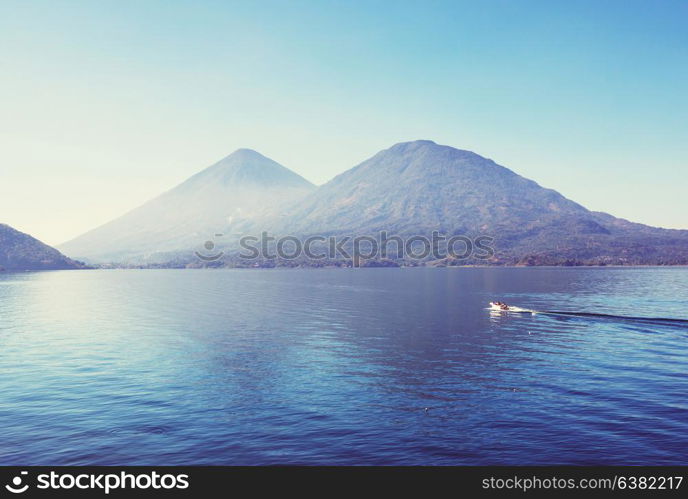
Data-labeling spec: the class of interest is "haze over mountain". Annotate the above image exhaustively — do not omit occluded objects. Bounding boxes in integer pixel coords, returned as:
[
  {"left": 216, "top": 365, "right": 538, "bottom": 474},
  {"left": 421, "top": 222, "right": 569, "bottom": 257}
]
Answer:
[
  {"left": 0, "top": 224, "right": 86, "bottom": 271},
  {"left": 58, "top": 149, "right": 315, "bottom": 263}
]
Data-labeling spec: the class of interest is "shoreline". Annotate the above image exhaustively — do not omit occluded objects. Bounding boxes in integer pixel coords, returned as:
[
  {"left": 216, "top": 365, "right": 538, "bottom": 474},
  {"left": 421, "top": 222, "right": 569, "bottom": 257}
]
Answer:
[{"left": 3, "top": 264, "right": 688, "bottom": 274}]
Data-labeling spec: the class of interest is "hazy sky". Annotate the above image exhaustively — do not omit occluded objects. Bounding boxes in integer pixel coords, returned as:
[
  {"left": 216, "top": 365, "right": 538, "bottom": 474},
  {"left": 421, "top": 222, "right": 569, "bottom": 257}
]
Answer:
[{"left": 1, "top": 0, "right": 687, "bottom": 245}]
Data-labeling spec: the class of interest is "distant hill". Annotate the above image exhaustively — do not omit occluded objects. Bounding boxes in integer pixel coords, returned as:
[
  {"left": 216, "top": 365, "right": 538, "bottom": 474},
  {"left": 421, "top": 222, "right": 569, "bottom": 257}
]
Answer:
[
  {"left": 58, "top": 149, "right": 315, "bottom": 263},
  {"left": 0, "top": 224, "right": 87, "bottom": 271}
]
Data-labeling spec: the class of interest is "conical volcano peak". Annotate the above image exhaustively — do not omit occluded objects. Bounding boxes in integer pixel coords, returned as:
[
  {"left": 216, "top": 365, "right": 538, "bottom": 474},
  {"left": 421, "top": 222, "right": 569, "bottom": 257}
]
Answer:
[
  {"left": 276, "top": 139, "right": 591, "bottom": 237},
  {"left": 209, "top": 148, "right": 280, "bottom": 171},
  {"left": 58, "top": 149, "right": 314, "bottom": 262},
  {"left": 356, "top": 140, "right": 494, "bottom": 181},
  {"left": 390, "top": 139, "right": 437, "bottom": 149},
  {"left": 385, "top": 139, "right": 483, "bottom": 160},
  {"left": 221, "top": 148, "right": 268, "bottom": 162},
  {"left": 189, "top": 149, "right": 314, "bottom": 189}
]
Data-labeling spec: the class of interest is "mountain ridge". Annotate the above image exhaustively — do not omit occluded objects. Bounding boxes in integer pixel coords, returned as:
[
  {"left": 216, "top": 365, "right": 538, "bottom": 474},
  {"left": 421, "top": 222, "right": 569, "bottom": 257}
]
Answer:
[{"left": 56, "top": 140, "right": 688, "bottom": 267}]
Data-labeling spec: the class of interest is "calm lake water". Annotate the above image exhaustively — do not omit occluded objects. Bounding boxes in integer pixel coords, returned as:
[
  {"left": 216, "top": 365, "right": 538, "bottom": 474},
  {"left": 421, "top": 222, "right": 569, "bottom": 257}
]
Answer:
[{"left": 0, "top": 267, "right": 686, "bottom": 465}]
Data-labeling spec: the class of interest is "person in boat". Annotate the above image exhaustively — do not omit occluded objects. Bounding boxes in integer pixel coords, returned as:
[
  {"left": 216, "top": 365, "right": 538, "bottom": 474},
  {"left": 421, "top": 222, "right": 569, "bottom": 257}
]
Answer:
[{"left": 493, "top": 301, "right": 509, "bottom": 310}]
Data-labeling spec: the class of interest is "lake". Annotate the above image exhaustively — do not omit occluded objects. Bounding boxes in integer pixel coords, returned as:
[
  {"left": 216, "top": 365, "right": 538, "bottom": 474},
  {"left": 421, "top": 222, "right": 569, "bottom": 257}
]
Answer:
[{"left": 0, "top": 267, "right": 686, "bottom": 465}]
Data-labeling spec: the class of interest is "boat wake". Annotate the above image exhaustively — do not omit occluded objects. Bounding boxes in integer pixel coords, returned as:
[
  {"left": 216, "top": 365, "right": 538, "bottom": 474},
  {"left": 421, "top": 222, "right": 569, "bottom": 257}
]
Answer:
[
  {"left": 488, "top": 302, "right": 688, "bottom": 327},
  {"left": 537, "top": 310, "right": 688, "bottom": 327}
]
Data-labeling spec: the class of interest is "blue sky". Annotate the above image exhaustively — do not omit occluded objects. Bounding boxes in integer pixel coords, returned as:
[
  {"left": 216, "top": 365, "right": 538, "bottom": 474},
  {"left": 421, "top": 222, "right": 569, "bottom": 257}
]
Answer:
[{"left": 1, "top": 0, "right": 686, "bottom": 244}]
